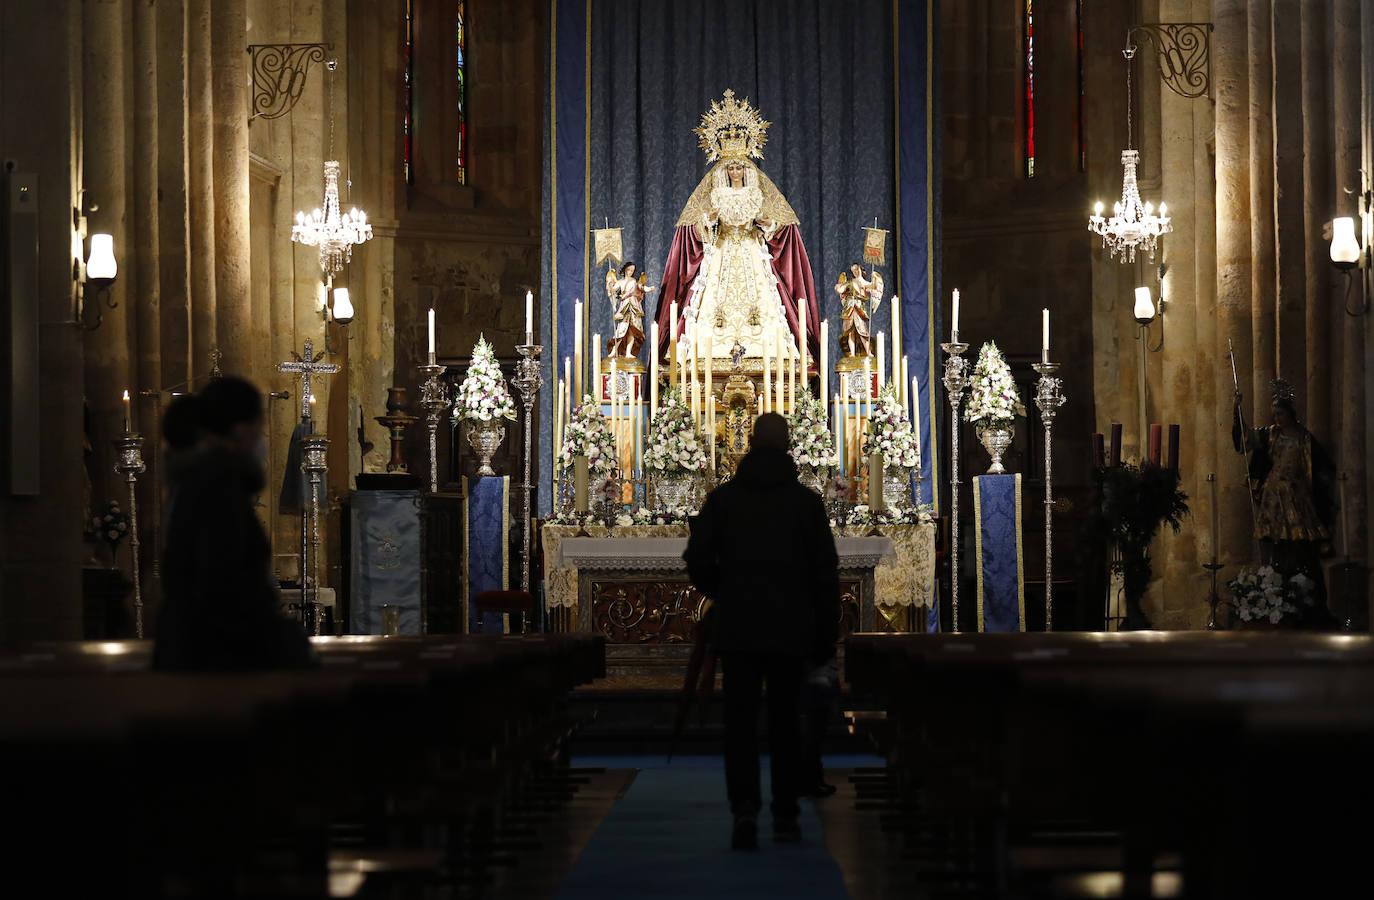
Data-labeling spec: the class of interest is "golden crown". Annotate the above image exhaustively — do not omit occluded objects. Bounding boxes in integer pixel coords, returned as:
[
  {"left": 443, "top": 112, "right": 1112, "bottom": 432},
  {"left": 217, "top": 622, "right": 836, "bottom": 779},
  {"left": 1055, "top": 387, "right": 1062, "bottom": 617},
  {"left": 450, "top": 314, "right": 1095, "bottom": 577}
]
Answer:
[{"left": 694, "top": 89, "right": 770, "bottom": 162}]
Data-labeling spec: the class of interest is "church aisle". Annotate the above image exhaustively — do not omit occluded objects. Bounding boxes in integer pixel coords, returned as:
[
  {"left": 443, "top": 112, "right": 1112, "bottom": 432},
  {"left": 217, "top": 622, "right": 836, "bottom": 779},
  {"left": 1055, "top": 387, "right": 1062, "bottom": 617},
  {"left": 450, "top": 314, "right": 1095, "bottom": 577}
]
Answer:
[{"left": 557, "top": 756, "right": 853, "bottom": 900}]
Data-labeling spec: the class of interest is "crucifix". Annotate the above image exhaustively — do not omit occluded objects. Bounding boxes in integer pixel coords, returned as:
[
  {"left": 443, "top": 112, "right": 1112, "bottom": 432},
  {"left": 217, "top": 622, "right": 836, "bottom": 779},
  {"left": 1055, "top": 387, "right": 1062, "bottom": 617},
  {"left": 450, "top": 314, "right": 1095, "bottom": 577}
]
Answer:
[{"left": 278, "top": 338, "right": 340, "bottom": 424}]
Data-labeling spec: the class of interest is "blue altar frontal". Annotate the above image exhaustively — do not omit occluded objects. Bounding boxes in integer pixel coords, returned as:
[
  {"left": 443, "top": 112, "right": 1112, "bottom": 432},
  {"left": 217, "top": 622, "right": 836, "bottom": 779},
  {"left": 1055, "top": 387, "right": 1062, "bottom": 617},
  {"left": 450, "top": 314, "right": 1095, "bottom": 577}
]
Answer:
[{"left": 974, "top": 473, "right": 1025, "bottom": 633}]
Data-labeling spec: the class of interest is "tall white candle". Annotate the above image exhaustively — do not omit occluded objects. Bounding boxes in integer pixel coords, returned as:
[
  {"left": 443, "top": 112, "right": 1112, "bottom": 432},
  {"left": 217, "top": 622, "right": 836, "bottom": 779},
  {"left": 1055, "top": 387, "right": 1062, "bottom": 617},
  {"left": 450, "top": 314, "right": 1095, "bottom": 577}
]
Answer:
[
  {"left": 877, "top": 332, "right": 886, "bottom": 390},
  {"left": 708, "top": 395, "right": 717, "bottom": 472},
  {"left": 122, "top": 390, "right": 132, "bottom": 432},
  {"left": 902, "top": 355, "right": 911, "bottom": 424},
  {"left": 819, "top": 320, "right": 829, "bottom": 407},
  {"left": 592, "top": 335, "right": 601, "bottom": 405},
  {"left": 427, "top": 308, "right": 436, "bottom": 361},
  {"left": 573, "top": 301, "right": 583, "bottom": 400},
  {"left": 564, "top": 357, "right": 572, "bottom": 419},
  {"left": 649, "top": 321, "right": 659, "bottom": 421},
  {"left": 891, "top": 295, "right": 902, "bottom": 404},
  {"left": 775, "top": 327, "right": 785, "bottom": 413},
  {"left": 799, "top": 301, "right": 808, "bottom": 398},
  {"left": 525, "top": 290, "right": 534, "bottom": 343},
  {"left": 669, "top": 302, "right": 680, "bottom": 390},
  {"left": 833, "top": 393, "right": 843, "bottom": 473},
  {"left": 609, "top": 358, "right": 618, "bottom": 455},
  {"left": 761, "top": 333, "right": 771, "bottom": 413},
  {"left": 704, "top": 333, "right": 714, "bottom": 420},
  {"left": 863, "top": 358, "right": 873, "bottom": 426},
  {"left": 1041, "top": 307, "right": 1050, "bottom": 364},
  {"left": 911, "top": 373, "right": 922, "bottom": 469},
  {"left": 689, "top": 324, "right": 699, "bottom": 422},
  {"left": 952, "top": 288, "right": 960, "bottom": 341},
  {"left": 840, "top": 377, "right": 850, "bottom": 476}
]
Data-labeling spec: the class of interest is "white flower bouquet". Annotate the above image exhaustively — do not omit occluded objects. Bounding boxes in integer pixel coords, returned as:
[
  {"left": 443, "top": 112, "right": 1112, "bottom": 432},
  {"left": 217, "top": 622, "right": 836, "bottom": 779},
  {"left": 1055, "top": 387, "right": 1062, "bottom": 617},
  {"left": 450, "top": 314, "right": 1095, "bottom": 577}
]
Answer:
[
  {"left": 643, "top": 388, "right": 708, "bottom": 474},
  {"left": 1228, "top": 565, "right": 1316, "bottom": 625},
  {"left": 455, "top": 335, "right": 516, "bottom": 423},
  {"left": 861, "top": 386, "right": 922, "bottom": 470},
  {"left": 845, "top": 502, "right": 934, "bottom": 527},
  {"left": 788, "top": 394, "right": 837, "bottom": 469},
  {"left": 557, "top": 396, "right": 617, "bottom": 474},
  {"left": 964, "top": 341, "right": 1025, "bottom": 425}
]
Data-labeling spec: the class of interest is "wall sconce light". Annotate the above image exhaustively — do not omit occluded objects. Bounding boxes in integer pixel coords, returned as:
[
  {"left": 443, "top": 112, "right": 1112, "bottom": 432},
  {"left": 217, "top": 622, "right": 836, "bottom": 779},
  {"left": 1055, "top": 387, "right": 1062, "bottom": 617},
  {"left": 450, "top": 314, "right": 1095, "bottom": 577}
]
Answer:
[
  {"left": 1133, "top": 285, "right": 1156, "bottom": 325},
  {"left": 81, "top": 232, "right": 119, "bottom": 330},
  {"left": 1330, "top": 215, "right": 1370, "bottom": 316},
  {"left": 331, "top": 287, "right": 354, "bottom": 325}
]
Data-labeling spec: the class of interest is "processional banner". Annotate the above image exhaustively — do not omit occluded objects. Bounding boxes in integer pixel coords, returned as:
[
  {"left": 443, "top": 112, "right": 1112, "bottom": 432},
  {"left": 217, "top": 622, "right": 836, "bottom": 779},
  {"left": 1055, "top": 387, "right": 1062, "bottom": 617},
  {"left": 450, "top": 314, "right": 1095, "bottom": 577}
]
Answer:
[
  {"left": 974, "top": 473, "right": 1025, "bottom": 633},
  {"left": 463, "top": 476, "right": 510, "bottom": 634},
  {"left": 540, "top": 0, "right": 940, "bottom": 514},
  {"left": 349, "top": 490, "right": 423, "bottom": 635}
]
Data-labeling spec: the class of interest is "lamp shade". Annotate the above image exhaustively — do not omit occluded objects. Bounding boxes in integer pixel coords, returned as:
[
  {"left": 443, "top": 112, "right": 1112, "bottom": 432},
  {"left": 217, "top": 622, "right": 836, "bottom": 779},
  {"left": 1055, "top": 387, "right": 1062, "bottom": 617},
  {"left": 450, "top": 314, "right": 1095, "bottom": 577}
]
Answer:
[
  {"left": 1331, "top": 216, "right": 1361, "bottom": 266},
  {"left": 332, "top": 288, "right": 354, "bottom": 324},
  {"left": 1133, "top": 286, "right": 1155, "bottom": 324},
  {"left": 86, "top": 233, "right": 117, "bottom": 280}
]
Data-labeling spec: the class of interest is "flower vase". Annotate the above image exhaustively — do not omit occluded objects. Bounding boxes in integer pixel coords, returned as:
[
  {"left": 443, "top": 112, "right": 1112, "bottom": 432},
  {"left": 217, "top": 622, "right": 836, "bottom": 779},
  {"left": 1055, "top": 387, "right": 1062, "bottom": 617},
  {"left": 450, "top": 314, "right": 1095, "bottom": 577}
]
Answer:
[
  {"left": 467, "top": 418, "right": 506, "bottom": 476},
  {"left": 975, "top": 421, "right": 1015, "bottom": 475},
  {"left": 882, "top": 466, "right": 911, "bottom": 511},
  {"left": 800, "top": 466, "right": 828, "bottom": 495}
]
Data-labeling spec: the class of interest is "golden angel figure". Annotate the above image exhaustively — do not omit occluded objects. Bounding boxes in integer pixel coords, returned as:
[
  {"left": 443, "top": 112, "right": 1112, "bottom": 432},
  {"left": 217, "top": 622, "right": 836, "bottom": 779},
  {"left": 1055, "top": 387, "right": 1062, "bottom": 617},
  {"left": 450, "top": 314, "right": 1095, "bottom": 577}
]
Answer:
[
  {"left": 835, "top": 264, "right": 884, "bottom": 357},
  {"left": 605, "top": 261, "right": 653, "bottom": 357}
]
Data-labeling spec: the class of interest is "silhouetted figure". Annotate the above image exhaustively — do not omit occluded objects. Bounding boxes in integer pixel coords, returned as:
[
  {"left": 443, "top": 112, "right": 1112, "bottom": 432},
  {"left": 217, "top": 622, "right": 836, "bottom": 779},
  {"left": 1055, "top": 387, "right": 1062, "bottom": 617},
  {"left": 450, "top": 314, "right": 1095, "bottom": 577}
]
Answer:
[
  {"left": 154, "top": 377, "right": 313, "bottom": 672},
  {"left": 684, "top": 413, "right": 840, "bottom": 850}
]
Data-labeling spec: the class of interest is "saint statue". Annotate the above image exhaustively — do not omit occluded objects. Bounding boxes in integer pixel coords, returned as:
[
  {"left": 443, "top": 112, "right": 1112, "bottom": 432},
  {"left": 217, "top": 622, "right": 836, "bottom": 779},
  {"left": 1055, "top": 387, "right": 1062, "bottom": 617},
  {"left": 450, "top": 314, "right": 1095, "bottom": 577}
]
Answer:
[
  {"left": 835, "top": 264, "right": 885, "bottom": 358},
  {"left": 1232, "top": 379, "right": 1337, "bottom": 618},
  {"left": 655, "top": 90, "right": 819, "bottom": 365},
  {"left": 604, "top": 260, "right": 653, "bottom": 358}
]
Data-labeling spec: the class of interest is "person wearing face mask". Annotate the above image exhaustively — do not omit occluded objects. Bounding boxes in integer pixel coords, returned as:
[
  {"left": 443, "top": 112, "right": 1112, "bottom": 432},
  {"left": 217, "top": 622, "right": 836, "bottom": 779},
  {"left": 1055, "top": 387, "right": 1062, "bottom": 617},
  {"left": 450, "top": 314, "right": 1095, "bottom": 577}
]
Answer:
[{"left": 154, "top": 376, "right": 313, "bottom": 671}]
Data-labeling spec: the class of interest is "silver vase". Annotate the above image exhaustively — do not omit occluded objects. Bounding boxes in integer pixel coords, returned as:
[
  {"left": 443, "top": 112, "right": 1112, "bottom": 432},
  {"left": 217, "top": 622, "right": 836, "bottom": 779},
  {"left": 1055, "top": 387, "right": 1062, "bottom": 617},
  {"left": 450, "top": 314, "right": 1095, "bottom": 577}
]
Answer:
[
  {"left": 975, "top": 421, "right": 1014, "bottom": 475},
  {"left": 467, "top": 418, "right": 506, "bottom": 476},
  {"left": 654, "top": 471, "right": 694, "bottom": 511},
  {"left": 800, "top": 465, "right": 828, "bottom": 495},
  {"left": 882, "top": 466, "right": 911, "bottom": 511}
]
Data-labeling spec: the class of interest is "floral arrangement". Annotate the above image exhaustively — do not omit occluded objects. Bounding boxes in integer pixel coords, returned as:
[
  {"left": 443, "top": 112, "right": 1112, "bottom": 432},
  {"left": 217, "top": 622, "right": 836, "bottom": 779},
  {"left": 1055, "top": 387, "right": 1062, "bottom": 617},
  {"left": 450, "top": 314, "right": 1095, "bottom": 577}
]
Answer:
[
  {"left": 548, "top": 505, "right": 692, "bottom": 528},
  {"left": 1228, "top": 566, "right": 1315, "bottom": 626},
  {"left": 861, "top": 386, "right": 922, "bottom": 470},
  {"left": 455, "top": 335, "right": 516, "bottom": 423},
  {"left": 89, "top": 499, "right": 130, "bottom": 564},
  {"left": 787, "top": 394, "right": 837, "bottom": 470},
  {"left": 643, "top": 389, "right": 708, "bottom": 474},
  {"left": 557, "top": 397, "right": 617, "bottom": 474},
  {"left": 844, "top": 503, "right": 934, "bottom": 528},
  {"left": 964, "top": 341, "right": 1025, "bottom": 425}
]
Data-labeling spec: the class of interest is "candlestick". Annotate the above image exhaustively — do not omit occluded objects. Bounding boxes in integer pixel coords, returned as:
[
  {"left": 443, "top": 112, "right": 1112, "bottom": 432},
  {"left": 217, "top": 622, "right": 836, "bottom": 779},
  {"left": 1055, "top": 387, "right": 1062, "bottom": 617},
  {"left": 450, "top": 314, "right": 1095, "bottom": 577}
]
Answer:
[
  {"left": 775, "top": 327, "right": 785, "bottom": 413},
  {"left": 951, "top": 288, "right": 961, "bottom": 343},
  {"left": 650, "top": 321, "right": 660, "bottom": 420},
  {"left": 1204, "top": 472, "right": 1224, "bottom": 629},
  {"left": 1033, "top": 361, "right": 1065, "bottom": 631},
  {"left": 511, "top": 341, "right": 544, "bottom": 599},
  {"left": 891, "top": 295, "right": 902, "bottom": 405},
  {"left": 122, "top": 389, "right": 132, "bottom": 432},
  {"left": 762, "top": 335, "right": 771, "bottom": 413},
  {"left": 704, "top": 334, "right": 713, "bottom": 418},
  {"left": 669, "top": 301, "right": 679, "bottom": 391},
  {"left": 840, "top": 378, "right": 850, "bottom": 477},
  {"left": 573, "top": 300, "right": 584, "bottom": 401},
  {"left": 799, "top": 302, "right": 808, "bottom": 398},
  {"left": 709, "top": 395, "right": 717, "bottom": 472},
  {"left": 941, "top": 340, "right": 971, "bottom": 631},
  {"left": 833, "top": 393, "right": 842, "bottom": 474},
  {"left": 525, "top": 290, "right": 534, "bottom": 344},
  {"left": 1209, "top": 472, "right": 1220, "bottom": 566},
  {"left": 114, "top": 430, "right": 146, "bottom": 637},
  {"left": 427, "top": 308, "right": 436, "bottom": 362},
  {"left": 592, "top": 335, "right": 602, "bottom": 405},
  {"left": 819, "top": 321, "right": 829, "bottom": 406},
  {"left": 609, "top": 358, "right": 619, "bottom": 461},
  {"left": 863, "top": 358, "right": 873, "bottom": 425},
  {"left": 1041, "top": 308, "right": 1050, "bottom": 365},
  {"left": 417, "top": 360, "right": 449, "bottom": 493},
  {"left": 910, "top": 372, "right": 921, "bottom": 471},
  {"left": 564, "top": 357, "right": 572, "bottom": 415},
  {"left": 902, "top": 355, "right": 911, "bottom": 422},
  {"left": 689, "top": 328, "right": 699, "bottom": 423},
  {"left": 877, "top": 332, "right": 886, "bottom": 391}
]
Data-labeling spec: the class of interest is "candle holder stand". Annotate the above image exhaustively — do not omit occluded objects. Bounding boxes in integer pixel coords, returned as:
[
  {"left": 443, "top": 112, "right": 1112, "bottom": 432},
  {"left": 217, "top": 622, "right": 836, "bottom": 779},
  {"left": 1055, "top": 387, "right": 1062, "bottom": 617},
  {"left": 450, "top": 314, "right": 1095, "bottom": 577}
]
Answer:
[
  {"left": 1032, "top": 361, "right": 1065, "bottom": 631},
  {"left": 417, "top": 361, "right": 449, "bottom": 493},
  {"left": 1203, "top": 562, "right": 1226, "bottom": 629},
  {"left": 941, "top": 341, "right": 970, "bottom": 632},
  {"left": 299, "top": 434, "right": 330, "bottom": 635},
  {"left": 114, "top": 432, "right": 147, "bottom": 638},
  {"left": 510, "top": 343, "right": 544, "bottom": 597}
]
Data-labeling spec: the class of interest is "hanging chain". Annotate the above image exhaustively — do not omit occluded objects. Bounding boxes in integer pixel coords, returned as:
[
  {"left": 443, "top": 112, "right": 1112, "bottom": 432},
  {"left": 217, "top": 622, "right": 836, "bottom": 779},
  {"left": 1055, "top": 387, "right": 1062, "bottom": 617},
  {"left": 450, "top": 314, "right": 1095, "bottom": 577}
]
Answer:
[
  {"left": 1123, "top": 44, "right": 1136, "bottom": 150},
  {"left": 326, "top": 58, "right": 337, "bottom": 159}
]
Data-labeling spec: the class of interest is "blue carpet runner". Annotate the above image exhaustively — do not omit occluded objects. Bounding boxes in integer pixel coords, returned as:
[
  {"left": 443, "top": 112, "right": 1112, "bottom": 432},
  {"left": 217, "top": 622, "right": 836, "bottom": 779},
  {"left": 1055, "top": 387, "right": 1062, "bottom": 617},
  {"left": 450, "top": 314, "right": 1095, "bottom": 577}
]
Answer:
[{"left": 557, "top": 756, "right": 852, "bottom": 900}]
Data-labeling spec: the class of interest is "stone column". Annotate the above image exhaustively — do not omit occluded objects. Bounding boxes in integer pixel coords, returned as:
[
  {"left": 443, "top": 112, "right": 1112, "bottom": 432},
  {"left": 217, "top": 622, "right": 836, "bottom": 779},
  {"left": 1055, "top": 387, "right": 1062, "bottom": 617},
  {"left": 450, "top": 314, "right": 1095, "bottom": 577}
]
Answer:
[
  {"left": 157, "top": 0, "right": 192, "bottom": 393},
  {"left": 211, "top": 0, "right": 252, "bottom": 377},
  {"left": 187, "top": 0, "right": 217, "bottom": 376},
  {"left": 1300, "top": 0, "right": 1333, "bottom": 441},
  {"left": 1214, "top": 0, "right": 1254, "bottom": 567},
  {"left": 81, "top": 0, "right": 130, "bottom": 508},
  {"left": 1192, "top": 0, "right": 1220, "bottom": 594},
  {"left": 1248, "top": 0, "right": 1277, "bottom": 405},
  {"left": 1333, "top": 0, "right": 1367, "bottom": 559},
  {"left": 132, "top": 0, "right": 162, "bottom": 401},
  {"left": 1272, "top": 0, "right": 1308, "bottom": 408}
]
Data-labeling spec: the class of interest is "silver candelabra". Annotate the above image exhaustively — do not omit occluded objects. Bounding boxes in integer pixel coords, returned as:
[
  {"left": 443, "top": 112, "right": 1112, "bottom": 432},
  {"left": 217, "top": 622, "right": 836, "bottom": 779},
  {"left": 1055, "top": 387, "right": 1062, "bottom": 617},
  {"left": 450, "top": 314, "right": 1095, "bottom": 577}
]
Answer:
[
  {"left": 941, "top": 342, "right": 970, "bottom": 632},
  {"left": 1033, "top": 361, "right": 1065, "bottom": 631},
  {"left": 114, "top": 432, "right": 147, "bottom": 638},
  {"left": 417, "top": 359, "right": 449, "bottom": 493},
  {"left": 300, "top": 433, "right": 330, "bottom": 635},
  {"left": 510, "top": 343, "right": 544, "bottom": 596}
]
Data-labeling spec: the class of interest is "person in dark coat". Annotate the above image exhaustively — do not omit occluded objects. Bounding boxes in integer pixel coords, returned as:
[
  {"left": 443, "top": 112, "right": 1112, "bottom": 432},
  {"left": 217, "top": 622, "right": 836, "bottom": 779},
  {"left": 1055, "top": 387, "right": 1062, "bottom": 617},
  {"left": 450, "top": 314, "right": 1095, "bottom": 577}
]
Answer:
[
  {"left": 684, "top": 412, "right": 840, "bottom": 850},
  {"left": 154, "top": 377, "right": 313, "bottom": 672}
]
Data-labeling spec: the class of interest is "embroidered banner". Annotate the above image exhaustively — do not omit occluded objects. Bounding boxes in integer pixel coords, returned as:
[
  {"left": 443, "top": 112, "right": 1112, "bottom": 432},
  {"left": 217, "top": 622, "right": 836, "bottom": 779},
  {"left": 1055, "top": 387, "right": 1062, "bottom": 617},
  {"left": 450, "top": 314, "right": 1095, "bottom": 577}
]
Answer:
[
  {"left": 463, "top": 476, "right": 510, "bottom": 633},
  {"left": 974, "top": 473, "right": 1024, "bottom": 633},
  {"left": 349, "top": 490, "right": 423, "bottom": 635}
]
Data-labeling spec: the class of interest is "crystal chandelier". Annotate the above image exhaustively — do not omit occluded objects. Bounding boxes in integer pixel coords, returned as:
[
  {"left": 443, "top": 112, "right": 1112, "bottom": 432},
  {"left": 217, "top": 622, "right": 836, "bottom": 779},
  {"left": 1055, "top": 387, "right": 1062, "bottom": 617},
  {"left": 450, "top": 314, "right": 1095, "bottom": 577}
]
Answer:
[
  {"left": 291, "top": 159, "right": 373, "bottom": 277},
  {"left": 1088, "top": 45, "right": 1171, "bottom": 263}
]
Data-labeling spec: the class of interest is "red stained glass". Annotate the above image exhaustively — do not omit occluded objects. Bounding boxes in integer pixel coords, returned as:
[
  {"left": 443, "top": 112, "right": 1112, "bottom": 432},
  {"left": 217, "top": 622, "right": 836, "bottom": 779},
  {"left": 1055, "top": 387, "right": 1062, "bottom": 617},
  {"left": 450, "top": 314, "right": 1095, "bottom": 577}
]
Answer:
[{"left": 1025, "top": 0, "right": 1035, "bottom": 177}]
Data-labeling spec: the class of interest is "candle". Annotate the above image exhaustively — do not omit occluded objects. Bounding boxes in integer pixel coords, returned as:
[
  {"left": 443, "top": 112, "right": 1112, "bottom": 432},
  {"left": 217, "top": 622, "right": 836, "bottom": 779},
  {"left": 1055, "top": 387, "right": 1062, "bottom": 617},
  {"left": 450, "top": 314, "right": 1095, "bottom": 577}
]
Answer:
[
  {"left": 1092, "top": 432, "right": 1105, "bottom": 467},
  {"left": 1109, "top": 423, "right": 1123, "bottom": 467},
  {"left": 1167, "top": 424, "right": 1181, "bottom": 473},
  {"left": 669, "top": 301, "right": 679, "bottom": 391},
  {"left": 819, "top": 321, "right": 829, "bottom": 406},
  {"left": 832, "top": 393, "right": 843, "bottom": 471},
  {"left": 762, "top": 334, "right": 771, "bottom": 413},
  {"left": 840, "top": 376, "right": 850, "bottom": 475},
  {"left": 609, "top": 358, "right": 618, "bottom": 453},
  {"left": 1041, "top": 307, "right": 1050, "bottom": 364},
  {"left": 564, "top": 357, "right": 572, "bottom": 418},
  {"left": 704, "top": 333, "right": 713, "bottom": 419},
  {"left": 1148, "top": 423, "right": 1163, "bottom": 466},
  {"left": 891, "top": 295, "right": 902, "bottom": 404},
  {"left": 708, "top": 396, "right": 717, "bottom": 471},
  {"left": 689, "top": 325, "right": 699, "bottom": 423},
  {"left": 1209, "top": 473, "right": 1220, "bottom": 565},
  {"left": 525, "top": 290, "right": 534, "bottom": 344},
  {"left": 427, "top": 308, "right": 436, "bottom": 362},
  {"left": 902, "top": 355, "right": 911, "bottom": 423},
  {"left": 863, "top": 357, "right": 873, "bottom": 427},
  {"left": 573, "top": 300, "right": 583, "bottom": 400},
  {"left": 911, "top": 374, "right": 921, "bottom": 470},
  {"left": 799, "top": 301, "right": 808, "bottom": 397},
  {"left": 122, "top": 390, "right": 131, "bottom": 432},
  {"left": 775, "top": 327, "right": 784, "bottom": 413},
  {"left": 877, "top": 332, "right": 886, "bottom": 390},
  {"left": 592, "top": 335, "right": 601, "bottom": 405},
  {"left": 951, "top": 288, "right": 960, "bottom": 342},
  {"left": 649, "top": 322, "right": 659, "bottom": 421},
  {"left": 788, "top": 325, "right": 797, "bottom": 413}
]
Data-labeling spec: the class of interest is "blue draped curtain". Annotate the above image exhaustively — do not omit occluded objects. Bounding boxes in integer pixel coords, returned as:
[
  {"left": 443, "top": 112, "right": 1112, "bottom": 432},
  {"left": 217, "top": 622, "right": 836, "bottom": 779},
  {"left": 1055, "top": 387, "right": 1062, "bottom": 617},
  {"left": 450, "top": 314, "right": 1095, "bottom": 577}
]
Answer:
[{"left": 541, "top": 0, "right": 939, "bottom": 512}]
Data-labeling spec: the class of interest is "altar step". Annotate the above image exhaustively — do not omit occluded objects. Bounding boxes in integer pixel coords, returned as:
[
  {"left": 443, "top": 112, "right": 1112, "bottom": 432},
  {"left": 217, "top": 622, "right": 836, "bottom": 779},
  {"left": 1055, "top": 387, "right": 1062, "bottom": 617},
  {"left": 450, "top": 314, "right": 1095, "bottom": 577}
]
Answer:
[{"left": 568, "top": 644, "right": 870, "bottom": 756}]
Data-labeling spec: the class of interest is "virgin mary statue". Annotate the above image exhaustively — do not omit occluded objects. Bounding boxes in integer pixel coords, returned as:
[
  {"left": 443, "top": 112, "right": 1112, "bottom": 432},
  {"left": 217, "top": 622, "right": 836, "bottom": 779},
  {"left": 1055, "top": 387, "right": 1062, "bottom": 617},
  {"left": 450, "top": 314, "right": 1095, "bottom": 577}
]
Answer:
[{"left": 655, "top": 91, "right": 819, "bottom": 365}]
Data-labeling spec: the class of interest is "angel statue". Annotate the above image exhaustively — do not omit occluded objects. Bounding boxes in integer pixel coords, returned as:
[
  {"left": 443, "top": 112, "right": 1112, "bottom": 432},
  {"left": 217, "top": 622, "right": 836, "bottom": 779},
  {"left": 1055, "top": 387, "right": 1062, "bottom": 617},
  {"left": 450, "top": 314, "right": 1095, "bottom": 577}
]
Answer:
[
  {"left": 655, "top": 90, "right": 819, "bottom": 367},
  {"left": 604, "top": 260, "right": 654, "bottom": 358},
  {"left": 835, "top": 264, "right": 884, "bottom": 358}
]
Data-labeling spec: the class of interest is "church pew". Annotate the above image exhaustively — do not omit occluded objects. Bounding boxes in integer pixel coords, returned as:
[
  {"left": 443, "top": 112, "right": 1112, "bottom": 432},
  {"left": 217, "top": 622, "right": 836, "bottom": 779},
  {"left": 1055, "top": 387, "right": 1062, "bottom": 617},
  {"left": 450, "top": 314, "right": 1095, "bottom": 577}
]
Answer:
[
  {"left": 0, "top": 634, "right": 605, "bottom": 898},
  {"left": 844, "top": 633, "right": 1374, "bottom": 896}
]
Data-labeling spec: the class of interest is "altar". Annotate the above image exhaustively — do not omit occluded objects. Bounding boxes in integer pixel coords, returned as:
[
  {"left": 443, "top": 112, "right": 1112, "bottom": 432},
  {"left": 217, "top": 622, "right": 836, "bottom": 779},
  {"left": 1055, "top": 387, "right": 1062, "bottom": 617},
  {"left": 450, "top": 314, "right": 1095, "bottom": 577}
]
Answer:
[{"left": 541, "top": 523, "right": 934, "bottom": 642}]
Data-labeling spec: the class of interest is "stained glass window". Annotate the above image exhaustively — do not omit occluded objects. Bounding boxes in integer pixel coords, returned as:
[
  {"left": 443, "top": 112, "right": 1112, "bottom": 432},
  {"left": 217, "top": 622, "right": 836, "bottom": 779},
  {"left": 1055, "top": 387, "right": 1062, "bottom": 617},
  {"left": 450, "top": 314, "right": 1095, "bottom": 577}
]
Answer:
[
  {"left": 456, "top": 1, "right": 467, "bottom": 185},
  {"left": 1024, "top": 0, "right": 1036, "bottom": 177},
  {"left": 403, "top": 0, "right": 414, "bottom": 184}
]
